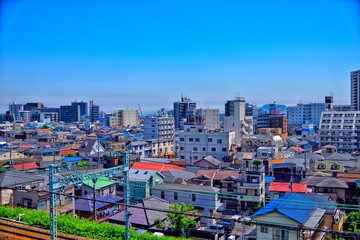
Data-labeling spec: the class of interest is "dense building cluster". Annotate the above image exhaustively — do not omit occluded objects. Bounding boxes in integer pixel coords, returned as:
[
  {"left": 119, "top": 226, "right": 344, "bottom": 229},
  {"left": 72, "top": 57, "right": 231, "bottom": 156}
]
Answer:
[{"left": 0, "top": 70, "right": 359, "bottom": 239}]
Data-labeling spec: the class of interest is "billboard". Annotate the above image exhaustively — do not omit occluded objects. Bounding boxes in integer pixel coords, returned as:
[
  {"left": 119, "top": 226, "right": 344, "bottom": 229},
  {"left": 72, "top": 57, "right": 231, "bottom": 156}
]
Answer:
[{"left": 302, "top": 124, "right": 314, "bottom": 132}]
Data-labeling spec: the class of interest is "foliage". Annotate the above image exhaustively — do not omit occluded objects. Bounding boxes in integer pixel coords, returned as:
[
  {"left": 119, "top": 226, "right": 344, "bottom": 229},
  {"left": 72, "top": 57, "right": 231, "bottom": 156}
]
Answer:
[
  {"left": 40, "top": 125, "right": 49, "bottom": 129},
  {"left": 250, "top": 205, "right": 262, "bottom": 212},
  {"left": 78, "top": 161, "right": 92, "bottom": 168},
  {"left": 0, "top": 206, "right": 189, "bottom": 240},
  {"left": 68, "top": 153, "right": 76, "bottom": 157},
  {"left": 252, "top": 160, "right": 262, "bottom": 167},
  {"left": 166, "top": 203, "right": 198, "bottom": 236},
  {"left": 154, "top": 218, "right": 165, "bottom": 230},
  {"left": 343, "top": 211, "right": 360, "bottom": 232}
]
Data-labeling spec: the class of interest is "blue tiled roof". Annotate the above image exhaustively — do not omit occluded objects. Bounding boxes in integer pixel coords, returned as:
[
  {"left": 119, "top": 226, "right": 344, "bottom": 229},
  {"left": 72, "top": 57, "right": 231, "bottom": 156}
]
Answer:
[
  {"left": 64, "top": 157, "right": 82, "bottom": 162},
  {"left": 251, "top": 193, "right": 317, "bottom": 225}
]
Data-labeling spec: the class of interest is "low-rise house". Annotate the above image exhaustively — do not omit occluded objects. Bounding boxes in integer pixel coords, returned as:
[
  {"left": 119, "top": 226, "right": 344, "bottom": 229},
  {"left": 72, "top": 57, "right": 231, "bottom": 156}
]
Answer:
[
  {"left": 0, "top": 171, "right": 45, "bottom": 206},
  {"left": 129, "top": 169, "right": 164, "bottom": 203},
  {"left": 78, "top": 139, "right": 106, "bottom": 159},
  {"left": 273, "top": 162, "right": 302, "bottom": 183},
  {"left": 131, "top": 162, "right": 184, "bottom": 173},
  {"left": 251, "top": 193, "right": 327, "bottom": 240},
  {"left": 301, "top": 174, "right": 348, "bottom": 202},
  {"left": 193, "top": 156, "right": 222, "bottom": 168},
  {"left": 75, "top": 195, "right": 122, "bottom": 221},
  {"left": 152, "top": 183, "right": 221, "bottom": 226},
  {"left": 81, "top": 177, "right": 117, "bottom": 197},
  {"left": 269, "top": 182, "right": 307, "bottom": 199},
  {"left": 161, "top": 169, "right": 195, "bottom": 184},
  {"left": 127, "top": 140, "right": 150, "bottom": 158},
  {"left": 108, "top": 196, "right": 171, "bottom": 230}
]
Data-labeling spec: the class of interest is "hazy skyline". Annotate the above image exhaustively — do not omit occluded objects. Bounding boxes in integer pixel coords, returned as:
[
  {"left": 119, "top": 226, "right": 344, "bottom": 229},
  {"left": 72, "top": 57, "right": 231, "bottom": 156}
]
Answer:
[{"left": 1, "top": 0, "right": 359, "bottom": 113}]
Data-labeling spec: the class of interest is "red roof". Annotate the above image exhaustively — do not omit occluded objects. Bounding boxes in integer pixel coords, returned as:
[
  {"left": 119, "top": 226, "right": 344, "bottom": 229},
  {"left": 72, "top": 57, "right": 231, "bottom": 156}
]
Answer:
[
  {"left": 60, "top": 150, "right": 76, "bottom": 155},
  {"left": 291, "top": 146, "right": 305, "bottom": 153},
  {"left": 269, "top": 182, "right": 307, "bottom": 193},
  {"left": 13, "top": 162, "right": 39, "bottom": 170},
  {"left": 131, "top": 162, "right": 184, "bottom": 172}
]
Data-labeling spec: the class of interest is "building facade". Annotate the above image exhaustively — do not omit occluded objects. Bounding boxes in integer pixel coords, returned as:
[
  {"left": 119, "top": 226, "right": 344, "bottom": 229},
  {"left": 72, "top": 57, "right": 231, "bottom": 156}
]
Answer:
[
  {"left": 178, "top": 124, "right": 235, "bottom": 163},
  {"left": 319, "top": 111, "right": 360, "bottom": 153},
  {"left": 173, "top": 96, "right": 196, "bottom": 130},
  {"left": 143, "top": 116, "right": 175, "bottom": 140},
  {"left": 71, "top": 101, "right": 88, "bottom": 118},
  {"left": 118, "top": 110, "right": 139, "bottom": 128},
  {"left": 350, "top": 69, "right": 360, "bottom": 111},
  {"left": 60, "top": 105, "right": 80, "bottom": 123},
  {"left": 8, "top": 102, "right": 23, "bottom": 121},
  {"left": 196, "top": 109, "right": 220, "bottom": 131},
  {"left": 224, "top": 97, "right": 253, "bottom": 144},
  {"left": 288, "top": 102, "right": 325, "bottom": 127}
]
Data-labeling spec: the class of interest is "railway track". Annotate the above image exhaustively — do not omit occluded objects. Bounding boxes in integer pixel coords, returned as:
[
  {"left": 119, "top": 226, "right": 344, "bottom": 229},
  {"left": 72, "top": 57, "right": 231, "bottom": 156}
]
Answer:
[{"left": 0, "top": 219, "right": 78, "bottom": 240}]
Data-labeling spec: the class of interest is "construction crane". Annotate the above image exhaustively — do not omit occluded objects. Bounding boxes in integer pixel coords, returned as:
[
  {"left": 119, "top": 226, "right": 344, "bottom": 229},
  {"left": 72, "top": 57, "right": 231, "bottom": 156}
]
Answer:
[{"left": 49, "top": 152, "right": 130, "bottom": 240}]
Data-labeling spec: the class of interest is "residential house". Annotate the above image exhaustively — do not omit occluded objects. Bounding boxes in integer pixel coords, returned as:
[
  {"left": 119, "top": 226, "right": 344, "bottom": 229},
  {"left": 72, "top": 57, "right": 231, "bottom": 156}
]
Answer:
[
  {"left": 152, "top": 183, "right": 221, "bottom": 226},
  {"left": 301, "top": 174, "right": 348, "bottom": 202},
  {"left": 161, "top": 169, "right": 195, "bottom": 184},
  {"left": 108, "top": 196, "right": 171, "bottom": 230},
  {"left": 193, "top": 156, "right": 222, "bottom": 168},
  {"left": 269, "top": 182, "right": 307, "bottom": 199},
  {"left": 251, "top": 193, "right": 327, "bottom": 240},
  {"left": 81, "top": 177, "right": 117, "bottom": 197},
  {"left": 127, "top": 140, "right": 150, "bottom": 158},
  {"left": 129, "top": 169, "right": 164, "bottom": 203},
  {"left": 78, "top": 139, "right": 106, "bottom": 159}
]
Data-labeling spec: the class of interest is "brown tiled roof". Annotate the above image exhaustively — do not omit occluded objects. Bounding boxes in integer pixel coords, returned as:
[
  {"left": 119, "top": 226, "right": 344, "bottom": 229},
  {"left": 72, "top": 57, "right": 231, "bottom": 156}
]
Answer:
[
  {"left": 337, "top": 173, "right": 360, "bottom": 183},
  {"left": 213, "top": 170, "right": 239, "bottom": 180}
]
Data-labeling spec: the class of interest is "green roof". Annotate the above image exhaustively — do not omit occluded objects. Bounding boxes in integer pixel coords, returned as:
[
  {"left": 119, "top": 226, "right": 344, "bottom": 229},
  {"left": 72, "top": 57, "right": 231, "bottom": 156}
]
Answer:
[{"left": 83, "top": 177, "right": 117, "bottom": 189}]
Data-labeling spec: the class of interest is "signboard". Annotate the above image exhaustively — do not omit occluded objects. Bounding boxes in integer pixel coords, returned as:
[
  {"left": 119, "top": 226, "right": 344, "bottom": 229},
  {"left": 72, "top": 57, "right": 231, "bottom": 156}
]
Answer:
[{"left": 302, "top": 124, "right": 314, "bottom": 132}]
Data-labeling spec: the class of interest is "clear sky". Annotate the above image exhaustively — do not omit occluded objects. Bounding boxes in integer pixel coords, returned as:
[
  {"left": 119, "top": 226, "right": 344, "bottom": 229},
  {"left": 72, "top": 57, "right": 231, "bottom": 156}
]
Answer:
[{"left": 1, "top": 0, "right": 359, "bottom": 113}]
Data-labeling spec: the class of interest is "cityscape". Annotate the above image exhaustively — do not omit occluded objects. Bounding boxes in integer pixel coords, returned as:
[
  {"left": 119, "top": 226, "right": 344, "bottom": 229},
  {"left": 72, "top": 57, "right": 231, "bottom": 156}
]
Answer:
[{"left": 1, "top": 1, "right": 360, "bottom": 240}]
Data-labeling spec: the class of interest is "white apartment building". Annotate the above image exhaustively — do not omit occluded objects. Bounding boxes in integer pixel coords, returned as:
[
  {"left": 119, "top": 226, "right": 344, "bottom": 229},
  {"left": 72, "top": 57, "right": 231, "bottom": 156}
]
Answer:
[
  {"left": 287, "top": 103, "right": 325, "bottom": 127},
  {"left": 143, "top": 116, "right": 175, "bottom": 140},
  {"left": 319, "top": 111, "right": 360, "bottom": 153},
  {"left": 118, "top": 109, "right": 139, "bottom": 128},
  {"left": 196, "top": 108, "right": 220, "bottom": 131},
  {"left": 224, "top": 97, "right": 253, "bottom": 144},
  {"left": 178, "top": 125, "right": 235, "bottom": 163},
  {"left": 351, "top": 70, "right": 360, "bottom": 111}
]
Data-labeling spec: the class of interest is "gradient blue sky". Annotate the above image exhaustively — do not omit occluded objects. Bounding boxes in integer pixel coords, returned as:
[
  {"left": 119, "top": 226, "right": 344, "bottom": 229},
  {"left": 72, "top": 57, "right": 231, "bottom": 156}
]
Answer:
[{"left": 1, "top": 0, "right": 359, "bottom": 113}]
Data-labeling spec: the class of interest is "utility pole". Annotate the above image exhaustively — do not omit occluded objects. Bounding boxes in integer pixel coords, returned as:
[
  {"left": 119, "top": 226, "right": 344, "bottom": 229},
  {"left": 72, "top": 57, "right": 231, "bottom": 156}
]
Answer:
[
  {"left": 92, "top": 178, "right": 97, "bottom": 221},
  {"left": 123, "top": 152, "right": 130, "bottom": 240}
]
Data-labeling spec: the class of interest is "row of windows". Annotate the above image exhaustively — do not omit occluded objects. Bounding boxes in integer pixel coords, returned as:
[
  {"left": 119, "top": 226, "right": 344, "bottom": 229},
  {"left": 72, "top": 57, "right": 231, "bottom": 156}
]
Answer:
[
  {"left": 179, "top": 147, "right": 227, "bottom": 152},
  {"left": 160, "top": 191, "right": 196, "bottom": 201},
  {"left": 179, "top": 137, "right": 223, "bottom": 143}
]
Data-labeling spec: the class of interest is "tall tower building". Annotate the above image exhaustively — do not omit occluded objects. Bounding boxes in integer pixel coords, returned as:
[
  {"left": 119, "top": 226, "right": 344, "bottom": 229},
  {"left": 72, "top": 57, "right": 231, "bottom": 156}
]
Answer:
[
  {"left": 173, "top": 96, "right": 196, "bottom": 130},
  {"left": 72, "top": 101, "right": 88, "bottom": 117},
  {"left": 8, "top": 101, "right": 23, "bottom": 121},
  {"left": 224, "top": 97, "right": 253, "bottom": 144},
  {"left": 351, "top": 70, "right": 360, "bottom": 111}
]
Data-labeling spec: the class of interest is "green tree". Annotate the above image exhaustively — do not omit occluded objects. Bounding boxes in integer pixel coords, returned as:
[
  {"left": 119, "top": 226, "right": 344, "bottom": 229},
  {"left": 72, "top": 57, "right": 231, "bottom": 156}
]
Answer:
[
  {"left": 252, "top": 160, "right": 262, "bottom": 169},
  {"left": 154, "top": 217, "right": 165, "bottom": 230},
  {"left": 40, "top": 125, "right": 49, "bottom": 129},
  {"left": 166, "top": 202, "right": 198, "bottom": 236},
  {"left": 78, "top": 162, "right": 92, "bottom": 168},
  {"left": 343, "top": 211, "right": 360, "bottom": 232}
]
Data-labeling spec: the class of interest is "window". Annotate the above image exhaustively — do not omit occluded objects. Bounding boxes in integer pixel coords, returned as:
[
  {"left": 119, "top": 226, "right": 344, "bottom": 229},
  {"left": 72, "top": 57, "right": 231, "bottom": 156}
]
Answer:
[
  {"left": 161, "top": 191, "right": 165, "bottom": 199},
  {"left": 180, "top": 156, "right": 185, "bottom": 159},
  {"left": 222, "top": 148, "right": 226, "bottom": 152},
  {"left": 180, "top": 138, "right": 185, "bottom": 141},
  {"left": 193, "top": 147, "right": 198, "bottom": 151},
  {"left": 202, "top": 147, "right": 206, "bottom": 151},
  {"left": 110, "top": 185, "right": 115, "bottom": 193},
  {"left": 211, "top": 147, "right": 216, "bottom": 152},
  {"left": 273, "top": 228, "right": 288, "bottom": 240},
  {"left": 192, "top": 194, "right": 196, "bottom": 202},
  {"left": 180, "top": 147, "right": 184, "bottom": 150},
  {"left": 189, "top": 138, "right": 193, "bottom": 142},
  {"left": 260, "top": 226, "right": 268, "bottom": 233},
  {"left": 208, "top": 138, "right": 212, "bottom": 142},
  {"left": 217, "top": 139, "right": 222, "bottom": 143},
  {"left": 23, "top": 199, "right": 32, "bottom": 209},
  {"left": 174, "top": 192, "right": 178, "bottom": 200},
  {"left": 38, "top": 200, "right": 47, "bottom": 210},
  {"left": 195, "top": 138, "right": 200, "bottom": 142}
]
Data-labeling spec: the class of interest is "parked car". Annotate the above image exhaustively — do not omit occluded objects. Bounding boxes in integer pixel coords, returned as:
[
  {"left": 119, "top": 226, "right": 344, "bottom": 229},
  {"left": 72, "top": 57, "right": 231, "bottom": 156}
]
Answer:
[{"left": 205, "top": 224, "right": 224, "bottom": 234}]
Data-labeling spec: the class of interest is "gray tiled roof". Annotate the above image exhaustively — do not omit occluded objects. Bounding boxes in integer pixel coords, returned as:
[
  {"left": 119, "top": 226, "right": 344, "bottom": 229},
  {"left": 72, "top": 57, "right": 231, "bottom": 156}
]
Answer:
[
  {"left": 154, "top": 183, "right": 220, "bottom": 193},
  {"left": 161, "top": 169, "right": 195, "bottom": 183},
  {"left": 129, "top": 169, "right": 163, "bottom": 182},
  {"left": 77, "top": 139, "right": 97, "bottom": 153},
  {"left": 194, "top": 156, "right": 222, "bottom": 166},
  {"left": 0, "top": 171, "right": 45, "bottom": 187},
  {"left": 301, "top": 176, "right": 348, "bottom": 188}
]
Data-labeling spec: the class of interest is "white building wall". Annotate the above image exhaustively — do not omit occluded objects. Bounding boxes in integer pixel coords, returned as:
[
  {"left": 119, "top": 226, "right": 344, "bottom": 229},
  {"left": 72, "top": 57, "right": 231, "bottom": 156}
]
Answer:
[
  {"left": 197, "top": 109, "right": 220, "bottom": 130},
  {"left": 178, "top": 125, "right": 235, "bottom": 162}
]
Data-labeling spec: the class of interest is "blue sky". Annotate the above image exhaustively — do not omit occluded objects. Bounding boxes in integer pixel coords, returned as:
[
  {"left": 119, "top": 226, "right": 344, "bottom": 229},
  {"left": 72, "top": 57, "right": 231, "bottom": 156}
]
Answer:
[{"left": 1, "top": 0, "right": 359, "bottom": 112}]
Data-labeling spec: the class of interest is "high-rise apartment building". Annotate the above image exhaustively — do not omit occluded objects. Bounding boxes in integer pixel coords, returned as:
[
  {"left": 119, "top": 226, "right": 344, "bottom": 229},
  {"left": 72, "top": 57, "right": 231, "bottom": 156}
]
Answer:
[
  {"left": 23, "top": 102, "right": 44, "bottom": 111},
  {"left": 90, "top": 104, "right": 100, "bottom": 123},
  {"left": 196, "top": 109, "right": 220, "bottom": 131},
  {"left": 143, "top": 115, "right": 175, "bottom": 140},
  {"left": 224, "top": 97, "right": 253, "bottom": 144},
  {"left": 319, "top": 111, "right": 360, "bottom": 153},
  {"left": 351, "top": 70, "right": 360, "bottom": 111},
  {"left": 118, "top": 110, "right": 139, "bottom": 128},
  {"left": 72, "top": 101, "right": 88, "bottom": 117},
  {"left": 60, "top": 105, "right": 80, "bottom": 123},
  {"left": 8, "top": 101, "right": 23, "bottom": 121},
  {"left": 287, "top": 102, "right": 325, "bottom": 127},
  {"left": 173, "top": 96, "right": 196, "bottom": 130}
]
